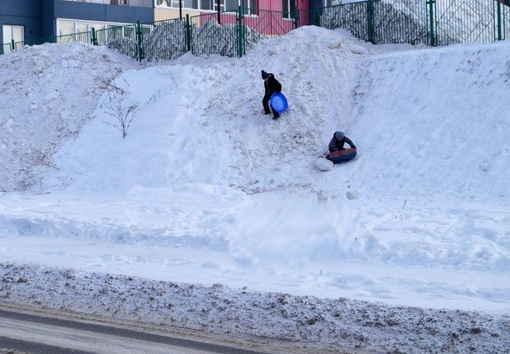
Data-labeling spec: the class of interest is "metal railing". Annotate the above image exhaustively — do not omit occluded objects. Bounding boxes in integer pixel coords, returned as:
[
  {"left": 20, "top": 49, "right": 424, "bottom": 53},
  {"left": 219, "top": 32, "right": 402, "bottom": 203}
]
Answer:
[
  {"left": 320, "top": 0, "right": 509, "bottom": 46},
  {"left": 187, "top": 8, "right": 312, "bottom": 57},
  {"left": 432, "top": 0, "right": 508, "bottom": 45},
  {"left": 95, "top": 19, "right": 187, "bottom": 60},
  {"left": 85, "top": 7, "right": 312, "bottom": 60}
]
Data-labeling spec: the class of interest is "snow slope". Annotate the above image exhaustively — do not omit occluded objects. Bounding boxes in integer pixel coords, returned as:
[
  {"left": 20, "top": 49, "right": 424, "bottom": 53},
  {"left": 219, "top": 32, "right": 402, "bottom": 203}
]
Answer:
[{"left": 1, "top": 26, "right": 509, "bottom": 352}]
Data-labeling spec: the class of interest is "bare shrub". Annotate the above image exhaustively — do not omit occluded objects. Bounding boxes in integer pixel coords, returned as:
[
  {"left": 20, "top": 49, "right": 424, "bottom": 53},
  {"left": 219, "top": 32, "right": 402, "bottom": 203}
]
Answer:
[{"left": 102, "top": 91, "right": 140, "bottom": 139}]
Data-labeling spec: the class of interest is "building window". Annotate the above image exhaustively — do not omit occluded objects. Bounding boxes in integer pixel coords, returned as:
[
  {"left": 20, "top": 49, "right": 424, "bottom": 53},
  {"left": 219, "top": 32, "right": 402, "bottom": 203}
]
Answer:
[
  {"left": 215, "top": 0, "right": 256, "bottom": 12},
  {"left": 224, "top": 0, "right": 237, "bottom": 11},
  {"left": 57, "top": 19, "right": 128, "bottom": 44},
  {"left": 185, "top": 0, "right": 196, "bottom": 9},
  {"left": 157, "top": 0, "right": 256, "bottom": 13},
  {"left": 63, "top": 0, "right": 151, "bottom": 7},
  {"left": 201, "top": 0, "right": 214, "bottom": 10},
  {"left": 3, "top": 25, "right": 24, "bottom": 52},
  {"left": 282, "top": 0, "right": 295, "bottom": 19},
  {"left": 214, "top": 0, "right": 225, "bottom": 12},
  {"left": 323, "top": 0, "right": 346, "bottom": 5},
  {"left": 241, "top": 0, "right": 257, "bottom": 14}
]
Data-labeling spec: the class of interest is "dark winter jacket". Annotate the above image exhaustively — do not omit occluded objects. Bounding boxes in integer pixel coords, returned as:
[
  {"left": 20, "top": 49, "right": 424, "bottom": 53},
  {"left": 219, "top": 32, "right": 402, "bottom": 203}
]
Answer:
[
  {"left": 329, "top": 134, "right": 356, "bottom": 152},
  {"left": 264, "top": 74, "right": 282, "bottom": 97}
]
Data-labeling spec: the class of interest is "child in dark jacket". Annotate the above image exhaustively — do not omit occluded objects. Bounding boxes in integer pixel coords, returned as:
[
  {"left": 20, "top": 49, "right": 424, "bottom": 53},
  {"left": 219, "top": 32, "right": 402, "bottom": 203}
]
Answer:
[
  {"left": 329, "top": 131, "right": 356, "bottom": 152},
  {"left": 261, "top": 70, "right": 282, "bottom": 120}
]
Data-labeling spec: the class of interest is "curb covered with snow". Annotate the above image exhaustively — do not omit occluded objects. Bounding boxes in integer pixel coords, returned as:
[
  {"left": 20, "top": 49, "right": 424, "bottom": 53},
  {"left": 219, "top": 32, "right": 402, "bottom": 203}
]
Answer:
[{"left": 1, "top": 263, "right": 509, "bottom": 353}]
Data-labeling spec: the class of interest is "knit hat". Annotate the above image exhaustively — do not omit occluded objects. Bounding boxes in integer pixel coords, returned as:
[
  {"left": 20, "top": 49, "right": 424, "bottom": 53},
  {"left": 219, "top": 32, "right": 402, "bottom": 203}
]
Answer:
[
  {"left": 335, "top": 131, "right": 345, "bottom": 140},
  {"left": 261, "top": 70, "right": 269, "bottom": 80}
]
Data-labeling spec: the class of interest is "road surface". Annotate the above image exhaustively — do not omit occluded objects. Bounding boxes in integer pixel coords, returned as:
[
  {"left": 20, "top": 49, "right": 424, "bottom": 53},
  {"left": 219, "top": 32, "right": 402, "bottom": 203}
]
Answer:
[{"left": 0, "top": 303, "right": 272, "bottom": 354}]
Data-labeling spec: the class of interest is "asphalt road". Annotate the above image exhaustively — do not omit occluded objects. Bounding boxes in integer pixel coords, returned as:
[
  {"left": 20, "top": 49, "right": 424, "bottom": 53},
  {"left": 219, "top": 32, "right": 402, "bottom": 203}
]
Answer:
[{"left": 0, "top": 305, "right": 269, "bottom": 354}]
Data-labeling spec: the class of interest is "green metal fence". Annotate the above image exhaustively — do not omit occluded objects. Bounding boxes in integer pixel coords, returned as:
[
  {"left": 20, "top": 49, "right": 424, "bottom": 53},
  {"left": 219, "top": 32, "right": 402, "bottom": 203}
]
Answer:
[
  {"left": 2, "top": 0, "right": 510, "bottom": 57},
  {"left": 1, "top": 30, "right": 93, "bottom": 54},
  {"left": 186, "top": 7, "right": 311, "bottom": 57},
  {"left": 188, "top": 11, "right": 242, "bottom": 57},
  {"left": 84, "top": 7, "right": 311, "bottom": 60},
  {"left": 373, "top": 0, "right": 428, "bottom": 44},
  {"left": 96, "top": 20, "right": 188, "bottom": 61},
  {"left": 2, "top": 37, "right": 47, "bottom": 54},
  {"left": 432, "top": 0, "right": 508, "bottom": 45},
  {"left": 320, "top": 0, "right": 510, "bottom": 46}
]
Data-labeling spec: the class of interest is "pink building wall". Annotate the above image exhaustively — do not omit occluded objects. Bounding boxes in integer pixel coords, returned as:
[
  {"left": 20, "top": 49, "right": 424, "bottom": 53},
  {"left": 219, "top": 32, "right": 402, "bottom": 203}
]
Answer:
[
  {"left": 194, "top": 0, "right": 312, "bottom": 36},
  {"left": 258, "top": 0, "right": 310, "bottom": 12}
]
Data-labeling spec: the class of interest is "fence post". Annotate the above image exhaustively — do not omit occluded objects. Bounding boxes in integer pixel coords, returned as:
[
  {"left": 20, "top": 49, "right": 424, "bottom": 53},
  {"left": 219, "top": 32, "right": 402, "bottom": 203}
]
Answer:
[
  {"left": 217, "top": 0, "right": 221, "bottom": 24},
  {"left": 136, "top": 20, "right": 144, "bottom": 61},
  {"left": 314, "top": 5, "right": 321, "bottom": 26},
  {"left": 91, "top": 28, "right": 98, "bottom": 46},
  {"left": 367, "top": 0, "right": 375, "bottom": 44},
  {"left": 185, "top": 14, "right": 191, "bottom": 52},
  {"left": 496, "top": 0, "right": 503, "bottom": 41},
  {"left": 237, "top": 6, "right": 244, "bottom": 58},
  {"left": 427, "top": 0, "right": 437, "bottom": 46},
  {"left": 293, "top": 7, "right": 300, "bottom": 29}
]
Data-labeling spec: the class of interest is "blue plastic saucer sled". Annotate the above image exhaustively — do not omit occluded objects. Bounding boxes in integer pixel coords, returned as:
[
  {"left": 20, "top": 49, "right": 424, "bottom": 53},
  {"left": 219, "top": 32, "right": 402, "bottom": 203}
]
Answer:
[{"left": 270, "top": 92, "right": 289, "bottom": 113}]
